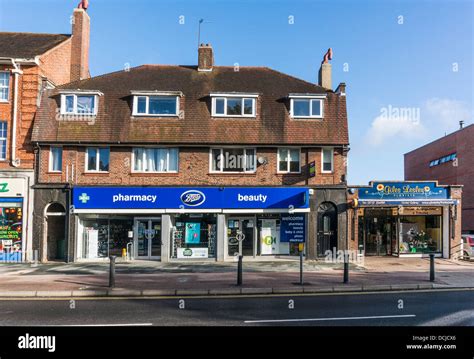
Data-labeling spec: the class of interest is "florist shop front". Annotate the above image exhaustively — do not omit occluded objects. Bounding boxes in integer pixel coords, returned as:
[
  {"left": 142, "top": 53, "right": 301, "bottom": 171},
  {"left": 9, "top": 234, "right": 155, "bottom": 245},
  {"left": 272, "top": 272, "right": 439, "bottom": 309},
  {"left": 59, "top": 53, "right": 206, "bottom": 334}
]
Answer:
[{"left": 351, "top": 181, "right": 462, "bottom": 259}]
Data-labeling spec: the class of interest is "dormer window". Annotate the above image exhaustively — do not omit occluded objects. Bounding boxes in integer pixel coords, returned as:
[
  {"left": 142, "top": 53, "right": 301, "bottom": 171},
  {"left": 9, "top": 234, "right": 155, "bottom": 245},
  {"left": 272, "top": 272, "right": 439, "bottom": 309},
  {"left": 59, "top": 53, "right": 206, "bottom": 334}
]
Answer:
[
  {"left": 210, "top": 93, "right": 257, "bottom": 117},
  {"left": 289, "top": 94, "right": 325, "bottom": 119},
  {"left": 131, "top": 91, "right": 181, "bottom": 116},
  {"left": 59, "top": 91, "right": 101, "bottom": 115}
]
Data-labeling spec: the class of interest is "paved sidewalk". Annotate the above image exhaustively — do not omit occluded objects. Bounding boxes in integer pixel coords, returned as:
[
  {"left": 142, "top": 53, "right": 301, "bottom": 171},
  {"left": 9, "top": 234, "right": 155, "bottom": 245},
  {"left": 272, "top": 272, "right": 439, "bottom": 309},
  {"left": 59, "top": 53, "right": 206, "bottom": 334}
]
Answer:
[{"left": 0, "top": 257, "right": 472, "bottom": 297}]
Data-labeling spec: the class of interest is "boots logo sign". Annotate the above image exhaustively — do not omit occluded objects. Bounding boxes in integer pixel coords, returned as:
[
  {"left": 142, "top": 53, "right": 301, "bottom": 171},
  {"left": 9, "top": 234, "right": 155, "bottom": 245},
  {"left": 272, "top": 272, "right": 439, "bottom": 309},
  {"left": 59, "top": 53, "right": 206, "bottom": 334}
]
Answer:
[{"left": 180, "top": 190, "right": 206, "bottom": 207}]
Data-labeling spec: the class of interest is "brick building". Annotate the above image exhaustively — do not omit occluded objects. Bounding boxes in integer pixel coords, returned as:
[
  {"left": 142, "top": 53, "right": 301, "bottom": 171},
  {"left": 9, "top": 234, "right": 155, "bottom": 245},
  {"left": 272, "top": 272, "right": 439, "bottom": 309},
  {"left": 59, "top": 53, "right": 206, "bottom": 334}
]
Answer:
[
  {"left": 32, "top": 43, "right": 350, "bottom": 262},
  {"left": 405, "top": 124, "right": 473, "bottom": 234},
  {"left": 0, "top": 8, "right": 91, "bottom": 262}
]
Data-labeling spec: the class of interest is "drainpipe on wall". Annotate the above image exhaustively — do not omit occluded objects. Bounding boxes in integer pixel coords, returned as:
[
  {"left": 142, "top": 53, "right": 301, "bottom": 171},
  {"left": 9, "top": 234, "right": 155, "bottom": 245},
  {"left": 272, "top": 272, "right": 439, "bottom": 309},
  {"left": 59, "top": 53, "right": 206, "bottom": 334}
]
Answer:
[{"left": 10, "top": 59, "right": 23, "bottom": 168}]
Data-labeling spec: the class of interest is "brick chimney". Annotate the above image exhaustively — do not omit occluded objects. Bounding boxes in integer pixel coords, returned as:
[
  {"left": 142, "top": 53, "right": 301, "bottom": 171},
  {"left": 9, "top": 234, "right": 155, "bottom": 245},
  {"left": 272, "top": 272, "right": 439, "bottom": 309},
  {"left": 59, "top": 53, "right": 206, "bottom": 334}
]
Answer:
[
  {"left": 318, "top": 63, "right": 332, "bottom": 89},
  {"left": 318, "top": 48, "right": 332, "bottom": 89},
  {"left": 198, "top": 44, "right": 214, "bottom": 71},
  {"left": 70, "top": 8, "right": 90, "bottom": 82}
]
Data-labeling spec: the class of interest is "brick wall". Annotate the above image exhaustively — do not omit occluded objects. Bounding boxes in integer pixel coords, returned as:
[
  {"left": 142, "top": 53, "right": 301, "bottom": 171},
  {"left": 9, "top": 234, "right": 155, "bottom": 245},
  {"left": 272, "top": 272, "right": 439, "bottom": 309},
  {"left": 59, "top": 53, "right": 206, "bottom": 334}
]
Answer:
[
  {"left": 38, "top": 145, "right": 347, "bottom": 186},
  {"left": 0, "top": 37, "right": 77, "bottom": 171},
  {"left": 39, "top": 38, "right": 73, "bottom": 86},
  {"left": 405, "top": 125, "right": 474, "bottom": 233}
]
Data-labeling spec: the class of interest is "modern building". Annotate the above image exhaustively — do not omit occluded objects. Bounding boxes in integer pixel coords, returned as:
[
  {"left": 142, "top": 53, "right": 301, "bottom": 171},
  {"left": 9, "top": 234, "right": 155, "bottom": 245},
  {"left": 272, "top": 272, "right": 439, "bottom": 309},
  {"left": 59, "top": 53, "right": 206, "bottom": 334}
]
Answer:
[
  {"left": 31, "top": 43, "right": 350, "bottom": 262},
  {"left": 347, "top": 181, "right": 463, "bottom": 259},
  {"left": 405, "top": 124, "right": 474, "bottom": 234},
  {"left": 0, "top": 7, "right": 91, "bottom": 262}
]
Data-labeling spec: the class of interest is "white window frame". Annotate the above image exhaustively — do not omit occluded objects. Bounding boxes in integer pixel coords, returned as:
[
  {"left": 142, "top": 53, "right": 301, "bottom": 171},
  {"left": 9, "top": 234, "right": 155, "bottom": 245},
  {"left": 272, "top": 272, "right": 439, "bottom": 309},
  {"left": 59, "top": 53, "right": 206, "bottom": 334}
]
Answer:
[
  {"left": 277, "top": 148, "right": 301, "bottom": 174},
  {"left": 0, "top": 121, "right": 7, "bottom": 160},
  {"left": 321, "top": 147, "right": 334, "bottom": 173},
  {"left": 211, "top": 95, "right": 257, "bottom": 117},
  {"left": 289, "top": 96, "right": 324, "bottom": 119},
  {"left": 49, "top": 146, "right": 63, "bottom": 173},
  {"left": 60, "top": 94, "right": 98, "bottom": 115},
  {"left": 85, "top": 147, "right": 110, "bottom": 173},
  {"left": 0, "top": 72, "right": 10, "bottom": 102},
  {"left": 209, "top": 147, "right": 257, "bottom": 173},
  {"left": 132, "top": 95, "right": 180, "bottom": 117},
  {"left": 131, "top": 147, "right": 179, "bottom": 173}
]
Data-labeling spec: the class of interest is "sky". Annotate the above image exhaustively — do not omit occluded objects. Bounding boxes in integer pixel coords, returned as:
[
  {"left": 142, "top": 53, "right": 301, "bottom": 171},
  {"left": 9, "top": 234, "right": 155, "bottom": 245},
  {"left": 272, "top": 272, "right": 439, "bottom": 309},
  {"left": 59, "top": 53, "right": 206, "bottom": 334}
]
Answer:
[{"left": 0, "top": 0, "right": 472, "bottom": 184}]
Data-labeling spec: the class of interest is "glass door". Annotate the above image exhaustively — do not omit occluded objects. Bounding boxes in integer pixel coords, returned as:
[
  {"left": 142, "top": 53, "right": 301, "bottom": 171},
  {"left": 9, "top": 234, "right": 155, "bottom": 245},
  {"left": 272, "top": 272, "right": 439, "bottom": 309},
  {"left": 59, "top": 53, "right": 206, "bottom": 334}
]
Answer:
[
  {"left": 134, "top": 218, "right": 161, "bottom": 259},
  {"left": 227, "top": 217, "right": 255, "bottom": 257}
]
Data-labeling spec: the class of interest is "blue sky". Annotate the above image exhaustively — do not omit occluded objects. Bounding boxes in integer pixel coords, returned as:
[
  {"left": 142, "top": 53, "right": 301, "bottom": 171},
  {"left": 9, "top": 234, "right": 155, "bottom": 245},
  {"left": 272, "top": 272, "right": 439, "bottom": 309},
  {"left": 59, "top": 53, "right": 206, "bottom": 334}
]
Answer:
[{"left": 1, "top": 0, "right": 472, "bottom": 184}]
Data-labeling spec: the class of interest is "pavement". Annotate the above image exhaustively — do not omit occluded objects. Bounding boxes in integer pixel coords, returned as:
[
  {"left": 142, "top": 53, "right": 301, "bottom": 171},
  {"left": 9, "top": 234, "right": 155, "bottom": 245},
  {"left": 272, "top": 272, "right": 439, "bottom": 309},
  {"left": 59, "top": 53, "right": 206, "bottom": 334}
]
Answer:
[{"left": 0, "top": 257, "right": 472, "bottom": 297}]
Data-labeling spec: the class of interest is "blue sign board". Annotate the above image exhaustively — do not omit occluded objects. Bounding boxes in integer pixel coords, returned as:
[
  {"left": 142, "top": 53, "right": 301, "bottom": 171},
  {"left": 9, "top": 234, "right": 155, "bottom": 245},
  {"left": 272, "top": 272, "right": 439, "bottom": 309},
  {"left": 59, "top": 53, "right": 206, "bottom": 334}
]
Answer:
[
  {"left": 73, "top": 187, "right": 309, "bottom": 210},
  {"left": 280, "top": 215, "right": 306, "bottom": 243},
  {"left": 358, "top": 182, "right": 448, "bottom": 201}
]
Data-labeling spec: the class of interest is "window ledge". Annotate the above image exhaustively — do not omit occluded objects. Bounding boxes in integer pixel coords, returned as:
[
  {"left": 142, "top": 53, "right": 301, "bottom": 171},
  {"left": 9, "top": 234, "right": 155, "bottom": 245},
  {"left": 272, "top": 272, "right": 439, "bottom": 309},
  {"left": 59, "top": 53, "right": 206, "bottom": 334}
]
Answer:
[
  {"left": 211, "top": 116, "right": 256, "bottom": 119},
  {"left": 208, "top": 172, "right": 257, "bottom": 176},
  {"left": 131, "top": 115, "right": 180, "bottom": 119},
  {"left": 276, "top": 172, "right": 302, "bottom": 175},
  {"left": 83, "top": 172, "right": 110, "bottom": 175},
  {"left": 47, "top": 171, "right": 62, "bottom": 175},
  {"left": 130, "top": 172, "right": 179, "bottom": 176}
]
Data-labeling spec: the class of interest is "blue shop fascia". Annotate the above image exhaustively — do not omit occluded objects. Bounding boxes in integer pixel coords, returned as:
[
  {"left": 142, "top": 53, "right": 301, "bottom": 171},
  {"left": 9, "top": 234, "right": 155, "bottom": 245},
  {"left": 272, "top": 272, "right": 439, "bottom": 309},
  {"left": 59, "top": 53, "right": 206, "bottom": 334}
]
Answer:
[{"left": 71, "top": 186, "right": 309, "bottom": 262}]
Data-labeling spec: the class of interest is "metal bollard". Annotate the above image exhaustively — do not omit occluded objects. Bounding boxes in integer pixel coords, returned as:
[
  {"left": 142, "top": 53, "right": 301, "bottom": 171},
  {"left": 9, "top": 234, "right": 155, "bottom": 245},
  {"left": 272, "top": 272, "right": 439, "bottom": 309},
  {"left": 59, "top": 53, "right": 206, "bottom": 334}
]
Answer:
[
  {"left": 237, "top": 255, "right": 243, "bottom": 286},
  {"left": 343, "top": 253, "right": 349, "bottom": 284},
  {"left": 299, "top": 249, "right": 304, "bottom": 285},
  {"left": 429, "top": 254, "right": 435, "bottom": 282},
  {"left": 109, "top": 255, "right": 116, "bottom": 288}
]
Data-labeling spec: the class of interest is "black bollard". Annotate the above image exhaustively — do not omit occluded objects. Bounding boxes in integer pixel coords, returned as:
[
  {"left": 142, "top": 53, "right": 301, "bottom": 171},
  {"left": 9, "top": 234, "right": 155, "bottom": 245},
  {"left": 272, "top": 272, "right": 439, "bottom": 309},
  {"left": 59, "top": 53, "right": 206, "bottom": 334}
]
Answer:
[
  {"left": 343, "top": 253, "right": 349, "bottom": 284},
  {"left": 109, "top": 255, "right": 116, "bottom": 288},
  {"left": 237, "top": 255, "right": 243, "bottom": 286},
  {"left": 429, "top": 254, "right": 435, "bottom": 282}
]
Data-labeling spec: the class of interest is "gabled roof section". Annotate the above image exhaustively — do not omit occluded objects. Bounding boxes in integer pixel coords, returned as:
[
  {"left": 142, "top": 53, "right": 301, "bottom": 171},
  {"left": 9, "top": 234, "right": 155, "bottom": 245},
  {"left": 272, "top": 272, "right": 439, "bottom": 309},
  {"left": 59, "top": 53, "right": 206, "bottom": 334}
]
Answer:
[
  {"left": 33, "top": 65, "right": 348, "bottom": 146},
  {"left": 0, "top": 32, "right": 71, "bottom": 59}
]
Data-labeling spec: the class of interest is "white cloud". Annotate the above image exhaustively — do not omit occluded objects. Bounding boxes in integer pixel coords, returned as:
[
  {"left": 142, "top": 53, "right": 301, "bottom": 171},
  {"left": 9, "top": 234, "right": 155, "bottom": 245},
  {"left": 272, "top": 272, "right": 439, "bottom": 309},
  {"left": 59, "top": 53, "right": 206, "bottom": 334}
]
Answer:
[
  {"left": 424, "top": 98, "right": 471, "bottom": 130},
  {"left": 366, "top": 107, "right": 427, "bottom": 146}
]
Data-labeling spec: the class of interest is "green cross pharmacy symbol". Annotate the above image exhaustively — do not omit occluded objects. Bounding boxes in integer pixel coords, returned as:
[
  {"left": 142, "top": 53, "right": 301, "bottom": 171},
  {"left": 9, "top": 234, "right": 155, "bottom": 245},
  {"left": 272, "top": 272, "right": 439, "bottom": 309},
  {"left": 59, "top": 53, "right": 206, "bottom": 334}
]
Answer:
[{"left": 79, "top": 193, "right": 90, "bottom": 204}]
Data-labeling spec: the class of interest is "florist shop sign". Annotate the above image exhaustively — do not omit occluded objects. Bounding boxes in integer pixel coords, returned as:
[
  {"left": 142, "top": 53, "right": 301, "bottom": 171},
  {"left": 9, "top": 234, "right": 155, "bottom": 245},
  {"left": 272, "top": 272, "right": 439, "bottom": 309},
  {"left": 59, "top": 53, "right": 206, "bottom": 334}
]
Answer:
[{"left": 358, "top": 182, "right": 448, "bottom": 201}]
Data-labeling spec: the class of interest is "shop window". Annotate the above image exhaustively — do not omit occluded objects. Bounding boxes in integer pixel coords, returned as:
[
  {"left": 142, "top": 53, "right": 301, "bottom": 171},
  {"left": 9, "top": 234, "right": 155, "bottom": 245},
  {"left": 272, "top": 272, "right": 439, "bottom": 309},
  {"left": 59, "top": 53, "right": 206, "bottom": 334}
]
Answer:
[
  {"left": 0, "top": 202, "right": 23, "bottom": 262},
  {"left": 80, "top": 217, "right": 133, "bottom": 259},
  {"left": 257, "top": 214, "right": 302, "bottom": 256},
  {"left": 171, "top": 214, "right": 217, "bottom": 259},
  {"left": 399, "top": 215, "right": 442, "bottom": 254}
]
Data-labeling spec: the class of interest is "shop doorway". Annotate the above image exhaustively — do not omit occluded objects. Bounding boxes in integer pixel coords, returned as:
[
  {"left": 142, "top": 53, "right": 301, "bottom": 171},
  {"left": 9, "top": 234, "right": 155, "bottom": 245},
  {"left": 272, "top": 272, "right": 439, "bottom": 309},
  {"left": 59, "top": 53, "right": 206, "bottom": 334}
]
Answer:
[
  {"left": 317, "top": 202, "right": 338, "bottom": 256},
  {"left": 362, "top": 209, "right": 396, "bottom": 256},
  {"left": 134, "top": 218, "right": 161, "bottom": 260},
  {"left": 227, "top": 217, "right": 255, "bottom": 257},
  {"left": 45, "top": 203, "right": 66, "bottom": 261}
]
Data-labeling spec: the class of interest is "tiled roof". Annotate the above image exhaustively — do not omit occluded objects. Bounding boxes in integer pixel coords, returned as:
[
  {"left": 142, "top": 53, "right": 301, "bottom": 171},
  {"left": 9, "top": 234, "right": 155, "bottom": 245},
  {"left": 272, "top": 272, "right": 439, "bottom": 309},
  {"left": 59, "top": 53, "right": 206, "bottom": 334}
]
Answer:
[
  {"left": 0, "top": 32, "right": 70, "bottom": 59},
  {"left": 32, "top": 65, "right": 349, "bottom": 145}
]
